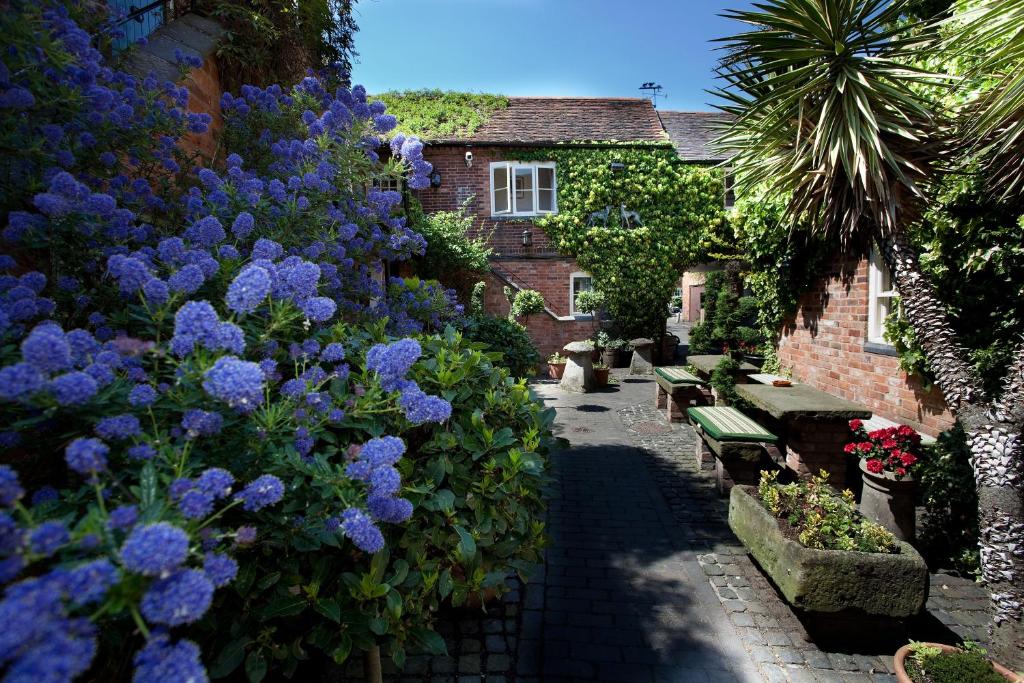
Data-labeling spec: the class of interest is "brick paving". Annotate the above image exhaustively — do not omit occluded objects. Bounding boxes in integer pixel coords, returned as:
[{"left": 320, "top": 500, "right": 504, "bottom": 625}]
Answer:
[{"left": 336, "top": 370, "right": 991, "bottom": 682}]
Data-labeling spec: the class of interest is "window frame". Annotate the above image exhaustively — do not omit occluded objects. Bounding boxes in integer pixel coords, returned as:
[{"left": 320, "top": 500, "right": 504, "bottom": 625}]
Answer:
[
  {"left": 867, "top": 247, "right": 897, "bottom": 345},
  {"left": 490, "top": 161, "right": 557, "bottom": 217},
  {"left": 569, "top": 271, "right": 593, "bottom": 317}
]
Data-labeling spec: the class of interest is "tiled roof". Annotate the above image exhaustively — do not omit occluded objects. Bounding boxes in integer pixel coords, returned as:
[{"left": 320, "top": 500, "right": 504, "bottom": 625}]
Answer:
[
  {"left": 657, "top": 111, "right": 733, "bottom": 162},
  {"left": 432, "top": 97, "right": 668, "bottom": 145}
]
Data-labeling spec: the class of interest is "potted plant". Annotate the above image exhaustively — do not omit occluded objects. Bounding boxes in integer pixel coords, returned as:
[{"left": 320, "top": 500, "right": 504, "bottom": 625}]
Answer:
[
  {"left": 593, "top": 361, "right": 610, "bottom": 387},
  {"left": 547, "top": 352, "right": 567, "bottom": 379},
  {"left": 596, "top": 332, "right": 625, "bottom": 367},
  {"left": 844, "top": 419, "right": 923, "bottom": 542},
  {"left": 728, "top": 471, "right": 929, "bottom": 618},
  {"left": 894, "top": 641, "right": 1020, "bottom": 682},
  {"left": 660, "top": 332, "right": 680, "bottom": 364}
]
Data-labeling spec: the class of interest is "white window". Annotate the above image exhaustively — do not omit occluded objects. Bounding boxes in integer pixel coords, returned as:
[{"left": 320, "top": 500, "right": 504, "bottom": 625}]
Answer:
[
  {"left": 570, "top": 272, "right": 593, "bottom": 316},
  {"left": 372, "top": 176, "right": 402, "bottom": 193},
  {"left": 868, "top": 247, "right": 896, "bottom": 344},
  {"left": 490, "top": 162, "right": 557, "bottom": 216}
]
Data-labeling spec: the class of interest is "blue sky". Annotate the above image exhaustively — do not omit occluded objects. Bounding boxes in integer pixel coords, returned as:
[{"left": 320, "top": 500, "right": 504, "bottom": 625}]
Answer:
[{"left": 351, "top": 0, "right": 755, "bottom": 111}]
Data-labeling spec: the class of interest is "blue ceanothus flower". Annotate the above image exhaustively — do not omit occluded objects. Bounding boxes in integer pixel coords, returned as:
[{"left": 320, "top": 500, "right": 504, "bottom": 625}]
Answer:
[{"left": 202, "top": 356, "right": 264, "bottom": 410}]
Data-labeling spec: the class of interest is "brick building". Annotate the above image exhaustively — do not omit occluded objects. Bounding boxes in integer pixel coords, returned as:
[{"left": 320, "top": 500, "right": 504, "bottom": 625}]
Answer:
[
  {"left": 411, "top": 98, "right": 733, "bottom": 358},
  {"left": 776, "top": 249, "right": 954, "bottom": 436}
]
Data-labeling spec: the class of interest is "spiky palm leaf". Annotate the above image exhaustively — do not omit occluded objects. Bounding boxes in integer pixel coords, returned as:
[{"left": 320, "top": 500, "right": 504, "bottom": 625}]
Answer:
[
  {"left": 947, "top": 0, "right": 1024, "bottom": 197},
  {"left": 711, "top": 0, "right": 941, "bottom": 244}
]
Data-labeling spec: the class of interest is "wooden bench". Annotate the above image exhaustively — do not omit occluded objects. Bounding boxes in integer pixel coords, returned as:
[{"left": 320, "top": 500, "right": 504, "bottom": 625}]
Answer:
[
  {"left": 687, "top": 406, "right": 783, "bottom": 496},
  {"left": 655, "top": 367, "right": 712, "bottom": 422}
]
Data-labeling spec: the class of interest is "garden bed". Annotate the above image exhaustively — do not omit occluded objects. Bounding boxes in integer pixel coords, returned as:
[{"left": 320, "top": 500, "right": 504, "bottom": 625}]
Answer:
[{"left": 728, "top": 485, "right": 929, "bottom": 617}]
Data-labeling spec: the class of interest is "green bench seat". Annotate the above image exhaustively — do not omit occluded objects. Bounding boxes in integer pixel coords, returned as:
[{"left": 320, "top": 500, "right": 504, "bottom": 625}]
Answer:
[
  {"left": 687, "top": 406, "right": 778, "bottom": 443},
  {"left": 687, "top": 407, "right": 782, "bottom": 496},
  {"left": 655, "top": 367, "right": 707, "bottom": 385}
]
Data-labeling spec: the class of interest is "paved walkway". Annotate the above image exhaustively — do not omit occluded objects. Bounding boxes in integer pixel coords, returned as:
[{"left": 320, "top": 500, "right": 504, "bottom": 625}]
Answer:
[{"left": 338, "top": 369, "right": 990, "bottom": 682}]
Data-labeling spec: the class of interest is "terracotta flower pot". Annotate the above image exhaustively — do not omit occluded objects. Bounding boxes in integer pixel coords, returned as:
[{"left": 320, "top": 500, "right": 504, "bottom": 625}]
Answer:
[
  {"left": 893, "top": 642, "right": 1022, "bottom": 683},
  {"left": 548, "top": 362, "right": 566, "bottom": 380},
  {"left": 594, "top": 367, "right": 609, "bottom": 387},
  {"left": 859, "top": 458, "right": 916, "bottom": 542},
  {"left": 601, "top": 349, "right": 618, "bottom": 367}
]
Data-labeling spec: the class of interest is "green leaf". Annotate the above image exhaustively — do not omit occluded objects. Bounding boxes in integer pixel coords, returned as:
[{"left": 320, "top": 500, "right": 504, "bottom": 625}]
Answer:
[
  {"left": 385, "top": 589, "right": 403, "bottom": 618},
  {"left": 139, "top": 462, "right": 157, "bottom": 509},
  {"left": 259, "top": 595, "right": 307, "bottom": 620},
  {"left": 369, "top": 616, "right": 388, "bottom": 635},
  {"left": 244, "top": 651, "right": 267, "bottom": 683},
  {"left": 455, "top": 526, "right": 476, "bottom": 562},
  {"left": 209, "top": 637, "right": 252, "bottom": 678},
  {"left": 330, "top": 634, "right": 353, "bottom": 664},
  {"left": 410, "top": 627, "right": 448, "bottom": 656},
  {"left": 314, "top": 598, "right": 341, "bottom": 623}
]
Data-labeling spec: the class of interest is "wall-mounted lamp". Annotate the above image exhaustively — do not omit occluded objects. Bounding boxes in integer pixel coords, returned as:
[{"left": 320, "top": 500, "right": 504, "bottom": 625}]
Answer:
[
  {"left": 464, "top": 150, "right": 473, "bottom": 168},
  {"left": 610, "top": 161, "right": 625, "bottom": 172},
  {"left": 522, "top": 229, "right": 533, "bottom": 247},
  {"left": 429, "top": 172, "right": 442, "bottom": 188}
]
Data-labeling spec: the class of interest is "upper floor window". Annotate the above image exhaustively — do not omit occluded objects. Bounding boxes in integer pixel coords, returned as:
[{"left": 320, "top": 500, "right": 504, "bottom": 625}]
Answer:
[
  {"left": 570, "top": 272, "right": 593, "bottom": 316},
  {"left": 372, "top": 176, "right": 402, "bottom": 193},
  {"left": 490, "top": 162, "right": 557, "bottom": 217},
  {"left": 867, "top": 247, "right": 896, "bottom": 344}
]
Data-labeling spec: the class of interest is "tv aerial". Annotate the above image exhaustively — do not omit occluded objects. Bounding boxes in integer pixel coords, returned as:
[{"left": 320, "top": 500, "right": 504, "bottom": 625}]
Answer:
[{"left": 639, "top": 82, "right": 665, "bottom": 108}]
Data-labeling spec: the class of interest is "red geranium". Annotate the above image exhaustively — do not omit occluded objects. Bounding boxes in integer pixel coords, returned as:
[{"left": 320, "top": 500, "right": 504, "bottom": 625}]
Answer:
[{"left": 846, "top": 419, "right": 925, "bottom": 480}]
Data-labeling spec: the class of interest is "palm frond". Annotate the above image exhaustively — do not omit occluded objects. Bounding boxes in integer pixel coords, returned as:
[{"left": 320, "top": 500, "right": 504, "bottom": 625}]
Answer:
[{"left": 711, "top": 0, "right": 944, "bottom": 244}]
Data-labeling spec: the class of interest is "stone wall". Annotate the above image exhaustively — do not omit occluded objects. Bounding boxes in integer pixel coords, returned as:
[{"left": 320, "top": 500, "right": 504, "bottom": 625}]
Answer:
[
  {"left": 776, "top": 250, "right": 953, "bottom": 436},
  {"left": 120, "top": 14, "right": 226, "bottom": 161}
]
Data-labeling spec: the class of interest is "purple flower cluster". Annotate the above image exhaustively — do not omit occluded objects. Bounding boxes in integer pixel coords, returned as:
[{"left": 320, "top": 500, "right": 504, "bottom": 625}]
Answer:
[{"left": 202, "top": 356, "right": 265, "bottom": 410}]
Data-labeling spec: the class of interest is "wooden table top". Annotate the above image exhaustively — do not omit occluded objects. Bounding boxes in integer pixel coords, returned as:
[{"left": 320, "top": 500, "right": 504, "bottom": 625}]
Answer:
[{"left": 734, "top": 383, "right": 872, "bottom": 420}]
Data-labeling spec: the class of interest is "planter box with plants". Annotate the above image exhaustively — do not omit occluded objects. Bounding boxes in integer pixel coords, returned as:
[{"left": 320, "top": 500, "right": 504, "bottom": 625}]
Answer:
[
  {"left": 894, "top": 642, "right": 1021, "bottom": 683},
  {"left": 728, "top": 471, "right": 929, "bottom": 618}
]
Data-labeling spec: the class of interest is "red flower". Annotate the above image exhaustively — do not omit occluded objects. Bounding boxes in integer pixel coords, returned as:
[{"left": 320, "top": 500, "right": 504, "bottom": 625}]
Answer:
[
  {"left": 867, "top": 429, "right": 887, "bottom": 440},
  {"left": 896, "top": 467, "right": 907, "bottom": 477},
  {"left": 900, "top": 453, "right": 917, "bottom": 467},
  {"left": 866, "top": 459, "right": 884, "bottom": 474},
  {"left": 857, "top": 442, "right": 873, "bottom": 453},
  {"left": 843, "top": 443, "right": 857, "bottom": 454},
  {"left": 882, "top": 439, "right": 898, "bottom": 450},
  {"left": 849, "top": 419, "right": 863, "bottom": 431}
]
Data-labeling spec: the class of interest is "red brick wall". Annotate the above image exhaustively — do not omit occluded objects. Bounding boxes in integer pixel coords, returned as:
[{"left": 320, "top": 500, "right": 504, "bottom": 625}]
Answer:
[
  {"left": 416, "top": 146, "right": 560, "bottom": 257},
  {"left": 415, "top": 145, "right": 596, "bottom": 361},
  {"left": 180, "top": 55, "right": 223, "bottom": 161},
  {"left": 776, "top": 251, "right": 954, "bottom": 436},
  {"left": 482, "top": 259, "right": 598, "bottom": 359}
]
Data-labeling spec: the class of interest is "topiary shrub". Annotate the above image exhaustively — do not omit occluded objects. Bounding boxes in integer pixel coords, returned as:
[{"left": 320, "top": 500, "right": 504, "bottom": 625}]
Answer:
[
  {"left": 457, "top": 315, "right": 541, "bottom": 379},
  {"left": 507, "top": 289, "right": 545, "bottom": 322}
]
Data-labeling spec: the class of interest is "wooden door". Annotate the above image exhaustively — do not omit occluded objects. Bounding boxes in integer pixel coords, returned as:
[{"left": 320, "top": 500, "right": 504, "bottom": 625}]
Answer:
[{"left": 688, "top": 285, "right": 704, "bottom": 322}]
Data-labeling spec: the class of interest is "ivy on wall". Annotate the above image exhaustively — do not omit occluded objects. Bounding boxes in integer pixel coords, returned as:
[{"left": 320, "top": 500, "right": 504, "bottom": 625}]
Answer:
[
  {"left": 371, "top": 90, "right": 509, "bottom": 140},
  {"left": 509, "top": 145, "right": 726, "bottom": 339}
]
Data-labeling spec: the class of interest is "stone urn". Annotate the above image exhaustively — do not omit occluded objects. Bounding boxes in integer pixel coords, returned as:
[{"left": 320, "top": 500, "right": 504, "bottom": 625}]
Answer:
[{"left": 859, "top": 459, "right": 916, "bottom": 542}]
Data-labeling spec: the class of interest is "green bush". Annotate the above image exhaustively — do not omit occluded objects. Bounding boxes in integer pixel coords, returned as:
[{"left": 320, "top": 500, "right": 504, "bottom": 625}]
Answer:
[
  {"left": 573, "top": 289, "right": 605, "bottom": 317},
  {"left": 370, "top": 91, "right": 510, "bottom": 139},
  {"left": 409, "top": 199, "right": 493, "bottom": 280},
  {"left": 907, "top": 643, "right": 1005, "bottom": 683},
  {"left": 758, "top": 471, "right": 898, "bottom": 553},
  {"left": 507, "top": 289, "right": 546, "bottom": 321},
  {"left": 457, "top": 315, "right": 541, "bottom": 379},
  {"left": 918, "top": 426, "right": 981, "bottom": 576}
]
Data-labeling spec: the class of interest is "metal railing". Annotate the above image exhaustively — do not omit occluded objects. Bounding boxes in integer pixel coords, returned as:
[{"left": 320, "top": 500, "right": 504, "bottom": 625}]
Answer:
[{"left": 103, "top": 0, "right": 193, "bottom": 52}]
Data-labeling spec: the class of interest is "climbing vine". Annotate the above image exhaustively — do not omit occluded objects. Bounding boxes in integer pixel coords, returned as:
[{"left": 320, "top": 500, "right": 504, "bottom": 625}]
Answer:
[
  {"left": 370, "top": 90, "right": 509, "bottom": 140},
  {"left": 510, "top": 145, "right": 726, "bottom": 339}
]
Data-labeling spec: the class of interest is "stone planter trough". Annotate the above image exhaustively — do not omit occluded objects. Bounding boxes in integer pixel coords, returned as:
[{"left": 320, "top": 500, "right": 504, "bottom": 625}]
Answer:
[
  {"left": 893, "top": 642, "right": 1022, "bottom": 682},
  {"left": 728, "top": 485, "right": 929, "bottom": 618}
]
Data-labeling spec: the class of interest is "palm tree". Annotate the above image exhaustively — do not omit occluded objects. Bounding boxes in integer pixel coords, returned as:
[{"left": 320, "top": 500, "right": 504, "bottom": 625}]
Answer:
[{"left": 713, "top": 0, "right": 1024, "bottom": 665}]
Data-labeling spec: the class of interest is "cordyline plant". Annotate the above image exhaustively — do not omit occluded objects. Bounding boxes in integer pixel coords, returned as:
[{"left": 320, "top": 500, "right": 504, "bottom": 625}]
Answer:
[{"left": 713, "top": 0, "right": 1024, "bottom": 665}]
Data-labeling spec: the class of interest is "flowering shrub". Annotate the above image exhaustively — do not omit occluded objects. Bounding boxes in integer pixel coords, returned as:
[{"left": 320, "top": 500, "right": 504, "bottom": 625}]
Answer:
[
  {"left": 757, "top": 471, "right": 898, "bottom": 553},
  {"left": 844, "top": 419, "right": 923, "bottom": 479},
  {"left": 0, "top": 3, "right": 551, "bottom": 680}
]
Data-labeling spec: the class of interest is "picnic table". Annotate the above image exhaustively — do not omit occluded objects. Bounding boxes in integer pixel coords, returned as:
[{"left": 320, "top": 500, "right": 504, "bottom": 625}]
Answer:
[
  {"left": 687, "top": 355, "right": 759, "bottom": 380},
  {"left": 734, "top": 383, "right": 871, "bottom": 484}
]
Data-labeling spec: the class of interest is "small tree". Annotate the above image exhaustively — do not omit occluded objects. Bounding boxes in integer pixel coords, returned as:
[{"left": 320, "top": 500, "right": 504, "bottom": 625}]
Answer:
[{"left": 505, "top": 288, "right": 545, "bottom": 324}]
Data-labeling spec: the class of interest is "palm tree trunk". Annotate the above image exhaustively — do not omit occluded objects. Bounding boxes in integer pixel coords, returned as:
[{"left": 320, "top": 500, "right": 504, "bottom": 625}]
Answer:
[{"left": 877, "top": 229, "right": 1024, "bottom": 668}]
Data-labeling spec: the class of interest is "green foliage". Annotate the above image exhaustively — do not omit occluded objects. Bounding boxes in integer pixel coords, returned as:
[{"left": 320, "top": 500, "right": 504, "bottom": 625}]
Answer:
[
  {"left": 573, "top": 289, "right": 605, "bottom": 316},
  {"left": 408, "top": 198, "right": 492, "bottom": 280},
  {"left": 457, "top": 315, "right": 540, "bottom": 379},
  {"left": 510, "top": 146, "right": 725, "bottom": 339},
  {"left": 883, "top": 299, "right": 933, "bottom": 387},
  {"left": 470, "top": 281, "right": 487, "bottom": 315},
  {"left": 907, "top": 643, "right": 1006, "bottom": 683},
  {"left": 507, "top": 289, "right": 545, "bottom": 321},
  {"left": 758, "top": 471, "right": 899, "bottom": 554},
  {"left": 200, "top": 0, "right": 358, "bottom": 91},
  {"left": 209, "top": 327, "right": 555, "bottom": 671},
  {"left": 370, "top": 91, "right": 509, "bottom": 140},
  {"left": 689, "top": 270, "right": 766, "bottom": 356},
  {"left": 710, "top": 356, "right": 742, "bottom": 407},
  {"left": 918, "top": 426, "right": 981, "bottom": 576}
]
